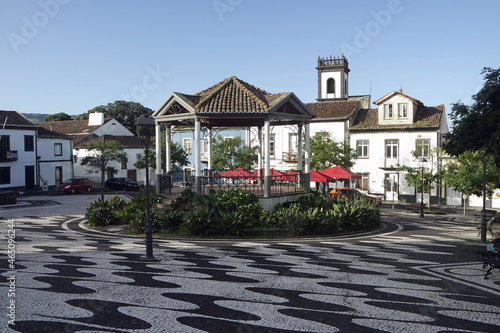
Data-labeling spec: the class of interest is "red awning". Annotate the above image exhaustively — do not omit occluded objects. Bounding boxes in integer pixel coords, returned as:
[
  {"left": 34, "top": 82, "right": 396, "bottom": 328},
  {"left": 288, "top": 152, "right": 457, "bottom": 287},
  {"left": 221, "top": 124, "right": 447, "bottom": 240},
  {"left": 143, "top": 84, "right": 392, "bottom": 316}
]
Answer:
[
  {"left": 310, "top": 170, "right": 336, "bottom": 183},
  {"left": 319, "top": 166, "right": 361, "bottom": 179}
]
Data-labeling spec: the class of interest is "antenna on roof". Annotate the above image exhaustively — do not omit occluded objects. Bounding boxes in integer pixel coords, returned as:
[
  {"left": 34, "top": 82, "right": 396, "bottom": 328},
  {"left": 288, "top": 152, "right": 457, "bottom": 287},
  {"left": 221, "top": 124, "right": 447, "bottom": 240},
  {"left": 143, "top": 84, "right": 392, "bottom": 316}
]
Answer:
[
  {"left": 399, "top": 85, "right": 403, "bottom": 93},
  {"left": 369, "top": 80, "right": 372, "bottom": 97}
]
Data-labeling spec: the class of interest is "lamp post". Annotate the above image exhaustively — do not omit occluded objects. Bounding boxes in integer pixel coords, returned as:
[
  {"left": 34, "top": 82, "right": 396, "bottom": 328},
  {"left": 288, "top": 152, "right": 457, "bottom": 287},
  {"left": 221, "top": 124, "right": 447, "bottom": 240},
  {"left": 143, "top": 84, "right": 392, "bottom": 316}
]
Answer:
[
  {"left": 100, "top": 154, "right": 105, "bottom": 202},
  {"left": 137, "top": 115, "right": 155, "bottom": 259},
  {"left": 419, "top": 158, "right": 427, "bottom": 218}
]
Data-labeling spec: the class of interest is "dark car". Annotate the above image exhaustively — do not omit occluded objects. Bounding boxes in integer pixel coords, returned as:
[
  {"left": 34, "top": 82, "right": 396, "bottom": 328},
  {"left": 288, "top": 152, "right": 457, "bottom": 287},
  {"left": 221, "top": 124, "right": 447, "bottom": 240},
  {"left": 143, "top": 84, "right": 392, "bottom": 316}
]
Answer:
[
  {"left": 329, "top": 188, "right": 382, "bottom": 206},
  {"left": 57, "top": 178, "right": 92, "bottom": 194},
  {"left": 105, "top": 177, "right": 140, "bottom": 191}
]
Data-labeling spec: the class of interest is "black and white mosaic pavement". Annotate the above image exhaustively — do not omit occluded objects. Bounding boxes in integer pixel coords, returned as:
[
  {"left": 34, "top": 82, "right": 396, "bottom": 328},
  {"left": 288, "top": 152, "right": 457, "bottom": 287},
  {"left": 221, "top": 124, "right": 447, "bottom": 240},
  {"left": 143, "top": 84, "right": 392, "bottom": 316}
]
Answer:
[{"left": 1, "top": 209, "right": 500, "bottom": 332}]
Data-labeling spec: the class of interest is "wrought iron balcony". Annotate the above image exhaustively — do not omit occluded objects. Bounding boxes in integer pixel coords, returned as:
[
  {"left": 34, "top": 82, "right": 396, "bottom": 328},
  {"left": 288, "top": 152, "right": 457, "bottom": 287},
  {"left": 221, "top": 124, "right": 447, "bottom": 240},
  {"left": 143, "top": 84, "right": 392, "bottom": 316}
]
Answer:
[{"left": 0, "top": 150, "right": 18, "bottom": 162}]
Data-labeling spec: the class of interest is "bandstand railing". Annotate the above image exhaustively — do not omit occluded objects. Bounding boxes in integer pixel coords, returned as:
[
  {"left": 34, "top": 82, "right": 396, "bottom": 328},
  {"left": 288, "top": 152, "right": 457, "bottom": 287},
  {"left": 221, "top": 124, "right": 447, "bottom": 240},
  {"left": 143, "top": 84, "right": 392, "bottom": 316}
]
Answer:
[{"left": 157, "top": 169, "right": 306, "bottom": 197}]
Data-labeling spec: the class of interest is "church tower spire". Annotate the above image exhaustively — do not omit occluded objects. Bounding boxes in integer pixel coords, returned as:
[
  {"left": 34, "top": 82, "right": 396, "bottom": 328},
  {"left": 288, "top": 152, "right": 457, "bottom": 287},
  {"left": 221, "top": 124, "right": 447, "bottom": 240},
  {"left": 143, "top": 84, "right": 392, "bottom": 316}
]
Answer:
[{"left": 316, "top": 55, "right": 350, "bottom": 101}]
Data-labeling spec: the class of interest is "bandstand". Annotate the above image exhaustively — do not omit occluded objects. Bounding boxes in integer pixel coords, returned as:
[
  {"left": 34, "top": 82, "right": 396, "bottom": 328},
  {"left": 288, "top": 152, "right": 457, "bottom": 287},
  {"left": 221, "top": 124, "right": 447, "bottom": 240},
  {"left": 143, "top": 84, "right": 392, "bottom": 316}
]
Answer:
[{"left": 150, "top": 76, "right": 313, "bottom": 205}]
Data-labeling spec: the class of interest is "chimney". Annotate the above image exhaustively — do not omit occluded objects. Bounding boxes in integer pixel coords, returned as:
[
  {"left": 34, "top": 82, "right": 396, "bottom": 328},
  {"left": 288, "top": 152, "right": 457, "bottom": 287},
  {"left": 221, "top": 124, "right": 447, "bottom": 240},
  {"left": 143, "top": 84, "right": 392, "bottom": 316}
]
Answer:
[{"left": 88, "top": 112, "right": 104, "bottom": 126}]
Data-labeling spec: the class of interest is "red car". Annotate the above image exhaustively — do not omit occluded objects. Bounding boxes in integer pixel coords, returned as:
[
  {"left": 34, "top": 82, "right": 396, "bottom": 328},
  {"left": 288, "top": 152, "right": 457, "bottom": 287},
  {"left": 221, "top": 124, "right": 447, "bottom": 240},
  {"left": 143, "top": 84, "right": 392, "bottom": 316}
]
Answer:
[{"left": 57, "top": 178, "right": 92, "bottom": 194}]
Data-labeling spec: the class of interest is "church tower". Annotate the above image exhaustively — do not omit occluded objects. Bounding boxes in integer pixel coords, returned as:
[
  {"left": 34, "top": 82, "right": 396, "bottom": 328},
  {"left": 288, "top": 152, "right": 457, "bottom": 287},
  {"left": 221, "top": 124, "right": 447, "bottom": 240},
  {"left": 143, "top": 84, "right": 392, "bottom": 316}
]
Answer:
[{"left": 316, "top": 55, "right": 350, "bottom": 101}]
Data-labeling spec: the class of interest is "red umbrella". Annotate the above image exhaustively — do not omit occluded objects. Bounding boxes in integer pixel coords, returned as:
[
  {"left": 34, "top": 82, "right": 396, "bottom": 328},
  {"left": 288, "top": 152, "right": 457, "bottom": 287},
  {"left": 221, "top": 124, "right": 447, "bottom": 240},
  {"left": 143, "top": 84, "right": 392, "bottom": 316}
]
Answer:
[
  {"left": 250, "top": 168, "right": 285, "bottom": 179},
  {"left": 215, "top": 168, "right": 252, "bottom": 178},
  {"left": 319, "top": 166, "right": 361, "bottom": 179},
  {"left": 310, "top": 170, "right": 336, "bottom": 183}
]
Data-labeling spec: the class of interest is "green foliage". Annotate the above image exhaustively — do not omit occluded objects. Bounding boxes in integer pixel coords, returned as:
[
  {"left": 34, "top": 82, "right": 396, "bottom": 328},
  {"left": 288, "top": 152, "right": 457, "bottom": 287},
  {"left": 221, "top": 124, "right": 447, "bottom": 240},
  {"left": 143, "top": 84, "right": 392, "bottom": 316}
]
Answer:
[
  {"left": 44, "top": 112, "right": 72, "bottom": 122},
  {"left": 212, "top": 135, "right": 258, "bottom": 171},
  {"left": 135, "top": 141, "right": 189, "bottom": 170},
  {"left": 80, "top": 139, "right": 128, "bottom": 189},
  {"left": 305, "top": 132, "right": 357, "bottom": 170},
  {"left": 85, "top": 199, "right": 116, "bottom": 227},
  {"left": 123, "top": 190, "right": 162, "bottom": 233},
  {"left": 76, "top": 100, "right": 153, "bottom": 135},
  {"left": 444, "top": 67, "right": 500, "bottom": 165},
  {"left": 442, "top": 150, "right": 500, "bottom": 198}
]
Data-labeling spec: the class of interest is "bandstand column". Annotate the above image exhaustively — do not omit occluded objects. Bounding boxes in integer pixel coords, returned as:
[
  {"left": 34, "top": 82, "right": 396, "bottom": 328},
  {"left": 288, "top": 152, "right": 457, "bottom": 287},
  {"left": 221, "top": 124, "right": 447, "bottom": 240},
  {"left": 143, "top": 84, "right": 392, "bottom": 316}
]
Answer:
[
  {"left": 194, "top": 118, "right": 202, "bottom": 194},
  {"left": 155, "top": 123, "right": 161, "bottom": 192},
  {"left": 257, "top": 126, "right": 263, "bottom": 179},
  {"left": 304, "top": 122, "right": 311, "bottom": 192},
  {"left": 264, "top": 120, "right": 271, "bottom": 197}
]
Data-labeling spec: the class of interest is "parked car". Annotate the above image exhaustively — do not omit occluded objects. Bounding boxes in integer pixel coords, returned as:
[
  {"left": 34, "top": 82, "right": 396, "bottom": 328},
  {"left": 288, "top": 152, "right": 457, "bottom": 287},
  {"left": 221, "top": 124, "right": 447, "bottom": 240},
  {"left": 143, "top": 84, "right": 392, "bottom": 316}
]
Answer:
[
  {"left": 57, "top": 178, "right": 92, "bottom": 194},
  {"left": 105, "top": 177, "right": 140, "bottom": 191},
  {"left": 329, "top": 187, "right": 382, "bottom": 206}
]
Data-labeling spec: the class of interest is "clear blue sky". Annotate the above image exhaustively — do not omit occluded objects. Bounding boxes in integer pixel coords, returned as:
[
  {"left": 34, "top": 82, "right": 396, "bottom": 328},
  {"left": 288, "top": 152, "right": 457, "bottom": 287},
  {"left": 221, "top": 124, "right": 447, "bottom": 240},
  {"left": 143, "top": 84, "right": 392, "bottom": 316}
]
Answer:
[{"left": 1, "top": 0, "right": 499, "bottom": 117}]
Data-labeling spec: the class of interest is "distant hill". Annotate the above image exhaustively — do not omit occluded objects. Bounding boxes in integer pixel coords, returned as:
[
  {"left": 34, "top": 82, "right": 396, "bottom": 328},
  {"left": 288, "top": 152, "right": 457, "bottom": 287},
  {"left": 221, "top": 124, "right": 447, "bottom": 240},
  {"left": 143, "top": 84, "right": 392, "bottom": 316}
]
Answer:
[
  {"left": 22, "top": 113, "right": 77, "bottom": 123},
  {"left": 22, "top": 113, "right": 50, "bottom": 123}
]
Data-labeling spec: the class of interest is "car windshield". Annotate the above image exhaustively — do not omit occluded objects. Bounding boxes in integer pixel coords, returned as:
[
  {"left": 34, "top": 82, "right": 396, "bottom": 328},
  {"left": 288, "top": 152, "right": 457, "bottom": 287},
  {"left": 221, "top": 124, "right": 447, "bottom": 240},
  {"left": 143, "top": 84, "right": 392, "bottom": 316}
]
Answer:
[
  {"left": 62, "top": 179, "right": 77, "bottom": 184},
  {"left": 122, "top": 178, "right": 134, "bottom": 183}
]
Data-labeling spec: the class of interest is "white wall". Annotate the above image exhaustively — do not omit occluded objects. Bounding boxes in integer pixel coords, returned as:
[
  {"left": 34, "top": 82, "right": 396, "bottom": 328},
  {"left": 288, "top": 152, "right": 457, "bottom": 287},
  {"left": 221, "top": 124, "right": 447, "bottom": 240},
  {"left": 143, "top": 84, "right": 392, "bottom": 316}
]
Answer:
[
  {"left": 38, "top": 136, "right": 73, "bottom": 187},
  {"left": 350, "top": 130, "right": 439, "bottom": 197},
  {"left": 74, "top": 147, "right": 154, "bottom": 187},
  {"left": 93, "top": 120, "right": 134, "bottom": 137},
  {"left": 0, "top": 129, "right": 37, "bottom": 189}
]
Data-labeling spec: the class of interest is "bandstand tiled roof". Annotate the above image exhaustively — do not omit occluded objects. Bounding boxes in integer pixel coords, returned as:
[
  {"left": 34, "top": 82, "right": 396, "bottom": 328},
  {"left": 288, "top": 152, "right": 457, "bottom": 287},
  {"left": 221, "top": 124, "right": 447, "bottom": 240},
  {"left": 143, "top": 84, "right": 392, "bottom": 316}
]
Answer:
[{"left": 153, "top": 76, "right": 313, "bottom": 127}]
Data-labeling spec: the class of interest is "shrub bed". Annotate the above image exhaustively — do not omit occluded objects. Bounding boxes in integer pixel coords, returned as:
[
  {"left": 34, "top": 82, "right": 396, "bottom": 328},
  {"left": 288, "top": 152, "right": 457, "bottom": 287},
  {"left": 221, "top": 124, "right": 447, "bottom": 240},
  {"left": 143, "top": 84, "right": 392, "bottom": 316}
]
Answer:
[{"left": 85, "top": 189, "right": 381, "bottom": 237}]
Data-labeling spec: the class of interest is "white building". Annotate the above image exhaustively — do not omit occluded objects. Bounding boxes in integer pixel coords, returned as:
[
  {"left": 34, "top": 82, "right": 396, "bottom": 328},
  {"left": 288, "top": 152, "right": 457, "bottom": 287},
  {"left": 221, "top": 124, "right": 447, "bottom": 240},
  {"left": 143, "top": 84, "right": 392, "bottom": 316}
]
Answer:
[
  {"left": 39, "top": 113, "right": 154, "bottom": 187},
  {"left": 264, "top": 55, "right": 449, "bottom": 204},
  {"left": 0, "top": 110, "right": 73, "bottom": 192}
]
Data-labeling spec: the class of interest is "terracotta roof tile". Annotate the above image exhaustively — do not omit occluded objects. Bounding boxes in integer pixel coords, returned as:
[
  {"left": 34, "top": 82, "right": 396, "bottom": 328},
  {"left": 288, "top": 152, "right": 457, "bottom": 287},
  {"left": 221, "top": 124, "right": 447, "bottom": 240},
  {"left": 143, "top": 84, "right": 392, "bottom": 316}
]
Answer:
[
  {"left": 0, "top": 110, "right": 37, "bottom": 127},
  {"left": 75, "top": 135, "right": 151, "bottom": 149},
  {"left": 350, "top": 105, "right": 444, "bottom": 130},
  {"left": 184, "top": 76, "right": 289, "bottom": 114},
  {"left": 37, "top": 119, "right": 112, "bottom": 136},
  {"left": 305, "top": 100, "right": 360, "bottom": 120}
]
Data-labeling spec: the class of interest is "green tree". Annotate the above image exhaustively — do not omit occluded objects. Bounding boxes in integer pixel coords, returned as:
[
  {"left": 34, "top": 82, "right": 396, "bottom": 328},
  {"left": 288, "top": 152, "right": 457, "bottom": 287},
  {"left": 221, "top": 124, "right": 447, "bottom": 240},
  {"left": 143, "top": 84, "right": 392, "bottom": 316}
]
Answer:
[
  {"left": 212, "top": 136, "right": 257, "bottom": 171},
  {"left": 306, "top": 131, "right": 357, "bottom": 170},
  {"left": 397, "top": 146, "right": 443, "bottom": 209},
  {"left": 442, "top": 150, "right": 500, "bottom": 198},
  {"left": 80, "top": 140, "right": 128, "bottom": 190},
  {"left": 135, "top": 141, "right": 189, "bottom": 170},
  {"left": 76, "top": 100, "right": 152, "bottom": 135},
  {"left": 44, "top": 112, "right": 72, "bottom": 122},
  {"left": 443, "top": 67, "right": 500, "bottom": 241}
]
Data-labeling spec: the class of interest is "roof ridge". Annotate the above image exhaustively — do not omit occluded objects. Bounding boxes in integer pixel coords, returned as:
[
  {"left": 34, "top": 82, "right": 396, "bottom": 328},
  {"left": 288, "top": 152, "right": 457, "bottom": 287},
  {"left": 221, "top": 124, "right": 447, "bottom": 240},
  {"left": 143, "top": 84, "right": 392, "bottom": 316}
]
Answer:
[
  {"left": 195, "top": 76, "right": 234, "bottom": 109},
  {"left": 232, "top": 77, "right": 269, "bottom": 109}
]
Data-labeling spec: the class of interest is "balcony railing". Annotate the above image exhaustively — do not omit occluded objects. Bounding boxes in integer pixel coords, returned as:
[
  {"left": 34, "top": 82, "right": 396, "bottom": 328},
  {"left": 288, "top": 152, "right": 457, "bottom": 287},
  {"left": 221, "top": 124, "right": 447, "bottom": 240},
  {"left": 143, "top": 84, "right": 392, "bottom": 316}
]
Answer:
[
  {"left": 282, "top": 151, "right": 298, "bottom": 162},
  {"left": 0, "top": 151, "right": 18, "bottom": 162}
]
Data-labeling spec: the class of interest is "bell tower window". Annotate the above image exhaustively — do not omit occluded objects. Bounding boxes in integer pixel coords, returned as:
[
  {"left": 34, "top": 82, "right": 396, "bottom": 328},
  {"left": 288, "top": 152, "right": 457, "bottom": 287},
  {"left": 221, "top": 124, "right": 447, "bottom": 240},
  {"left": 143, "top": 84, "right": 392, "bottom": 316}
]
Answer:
[{"left": 327, "top": 78, "right": 335, "bottom": 94}]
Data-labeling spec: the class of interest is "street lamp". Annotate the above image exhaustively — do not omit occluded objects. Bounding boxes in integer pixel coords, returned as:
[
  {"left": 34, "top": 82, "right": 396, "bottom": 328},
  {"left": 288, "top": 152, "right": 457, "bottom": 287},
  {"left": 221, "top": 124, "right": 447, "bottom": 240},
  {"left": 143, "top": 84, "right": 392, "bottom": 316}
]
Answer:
[
  {"left": 419, "top": 158, "right": 427, "bottom": 218},
  {"left": 137, "top": 115, "right": 155, "bottom": 259}
]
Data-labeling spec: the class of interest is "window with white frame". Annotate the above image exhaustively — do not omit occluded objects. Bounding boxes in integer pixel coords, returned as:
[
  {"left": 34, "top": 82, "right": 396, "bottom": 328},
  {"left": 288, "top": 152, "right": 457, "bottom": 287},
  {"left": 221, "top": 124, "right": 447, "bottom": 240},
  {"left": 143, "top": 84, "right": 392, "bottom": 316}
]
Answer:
[
  {"left": 415, "top": 139, "right": 430, "bottom": 158},
  {"left": 385, "top": 140, "right": 398, "bottom": 159},
  {"left": 269, "top": 134, "right": 275, "bottom": 158},
  {"left": 183, "top": 138, "right": 192, "bottom": 154},
  {"left": 203, "top": 138, "right": 209, "bottom": 152},
  {"left": 54, "top": 143, "right": 62, "bottom": 156},
  {"left": 384, "top": 104, "right": 393, "bottom": 119},
  {"left": 289, "top": 133, "right": 298, "bottom": 153},
  {"left": 398, "top": 103, "right": 408, "bottom": 118},
  {"left": 356, "top": 140, "right": 369, "bottom": 158}
]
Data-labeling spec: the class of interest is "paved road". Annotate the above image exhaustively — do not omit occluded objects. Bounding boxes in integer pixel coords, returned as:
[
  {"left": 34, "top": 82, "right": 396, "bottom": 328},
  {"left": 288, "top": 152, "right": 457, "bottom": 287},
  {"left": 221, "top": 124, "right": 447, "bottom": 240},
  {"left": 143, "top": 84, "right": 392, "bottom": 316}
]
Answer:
[{"left": 0, "top": 195, "right": 499, "bottom": 332}]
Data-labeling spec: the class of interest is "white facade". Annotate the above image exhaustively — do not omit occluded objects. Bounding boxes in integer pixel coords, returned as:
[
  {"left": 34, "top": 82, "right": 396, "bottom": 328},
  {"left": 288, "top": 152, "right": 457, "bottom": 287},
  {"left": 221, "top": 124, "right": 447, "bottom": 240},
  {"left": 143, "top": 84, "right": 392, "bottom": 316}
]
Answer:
[
  {"left": 92, "top": 119, "right": 133, "bottom": 137},
  {"left": 74, "top": 145, "right": 153, "bottom": 187},
  {"left": 37, "top": 134, "right": 74, "bottom": 188}
]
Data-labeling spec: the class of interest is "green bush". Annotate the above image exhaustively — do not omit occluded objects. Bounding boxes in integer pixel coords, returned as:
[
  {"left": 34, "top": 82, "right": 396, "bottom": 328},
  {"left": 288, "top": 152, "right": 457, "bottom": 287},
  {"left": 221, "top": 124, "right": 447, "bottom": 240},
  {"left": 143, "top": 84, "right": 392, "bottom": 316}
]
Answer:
[{"left": 85, "top": 199, "right": 115, "bottom": 227}]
